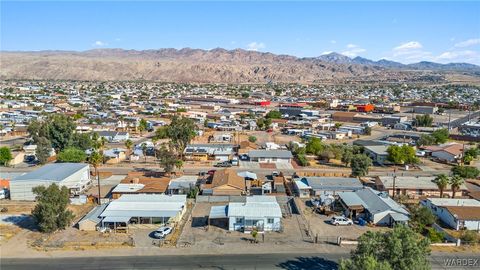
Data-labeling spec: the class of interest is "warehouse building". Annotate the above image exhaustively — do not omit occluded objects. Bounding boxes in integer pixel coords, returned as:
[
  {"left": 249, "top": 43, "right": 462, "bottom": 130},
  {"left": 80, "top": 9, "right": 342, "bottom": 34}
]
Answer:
[{"left": 9, "top": 163, "right": 91, "bottom": 200}]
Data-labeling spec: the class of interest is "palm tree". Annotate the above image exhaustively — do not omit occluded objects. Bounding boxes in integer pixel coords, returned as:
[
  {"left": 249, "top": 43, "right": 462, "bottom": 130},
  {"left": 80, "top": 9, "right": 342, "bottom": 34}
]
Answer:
[
  {"left": 88, "top": 151, "right": 104, "bottom": 205},
  {"left": 449, "top": 175, "right": 465, "bottom": 198},
  {"left": 124, "top": 139, "right": 133, "bottom": 162},
  {"left": 141, "top": 143, "right": 147, "bottom": 163},
  {"left": 152, "top": 138, "right": 158, "bottom": 160},
  {"left": 433, "top": 174, "right": 449, "bottom": 198}
]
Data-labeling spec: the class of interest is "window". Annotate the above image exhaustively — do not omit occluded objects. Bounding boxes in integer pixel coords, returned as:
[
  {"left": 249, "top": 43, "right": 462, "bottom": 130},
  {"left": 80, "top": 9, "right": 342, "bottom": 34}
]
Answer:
[
  {"left": 236, "top": 217, "right": 243, "bottom": 223},
  {"left": 267, "top": 218, "right": 274, "bottom": 224}
]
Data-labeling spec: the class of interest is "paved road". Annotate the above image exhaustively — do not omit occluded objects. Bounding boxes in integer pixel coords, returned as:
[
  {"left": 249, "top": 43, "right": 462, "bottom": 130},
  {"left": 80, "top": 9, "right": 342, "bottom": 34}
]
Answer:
[
  {"left": 2, "top": 253, "right": 341, "bottom": 270},
  {"left": 2, "top": 253, "right": 478, "bottom": 270}
]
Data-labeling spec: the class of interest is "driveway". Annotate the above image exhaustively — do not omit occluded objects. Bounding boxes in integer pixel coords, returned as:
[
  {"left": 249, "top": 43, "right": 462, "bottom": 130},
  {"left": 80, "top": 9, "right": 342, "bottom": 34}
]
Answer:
[{"left": 132, "top": 229, "right": 157, "bottom": 248}]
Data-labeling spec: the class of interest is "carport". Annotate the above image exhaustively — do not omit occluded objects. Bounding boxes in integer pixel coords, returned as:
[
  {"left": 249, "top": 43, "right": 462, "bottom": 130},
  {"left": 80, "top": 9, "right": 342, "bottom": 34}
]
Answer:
[{"left": 208, "top": 205, "right": 229, "bottom": 229}]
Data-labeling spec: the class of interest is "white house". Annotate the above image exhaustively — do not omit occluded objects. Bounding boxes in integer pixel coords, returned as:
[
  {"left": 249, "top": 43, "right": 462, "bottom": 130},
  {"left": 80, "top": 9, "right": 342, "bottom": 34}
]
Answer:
[
  {"left": 421, "top": 198, "right": 480, "bottom": 231},
  {"left": 100, "top": 194, "right": 187, "bottom": 231},
  {"left": 9, "top": 163, "right": 91, "bottom": 200},
  {"left": 209, "top": 196, "right": 282, "bottom": 232},
  {"left": 248, "top": 150, "right": 293, "bottom": 163}
]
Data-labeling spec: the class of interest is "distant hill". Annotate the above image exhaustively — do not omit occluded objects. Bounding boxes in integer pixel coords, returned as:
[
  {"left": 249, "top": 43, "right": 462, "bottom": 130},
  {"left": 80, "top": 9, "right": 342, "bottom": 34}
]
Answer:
[{"left": 0, "top": 48, "right": 479, "bottom": 83}]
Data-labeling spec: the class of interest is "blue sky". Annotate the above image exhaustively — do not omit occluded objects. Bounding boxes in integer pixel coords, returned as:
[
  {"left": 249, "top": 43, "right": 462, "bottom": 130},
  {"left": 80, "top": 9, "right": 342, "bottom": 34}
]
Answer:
[{"left": 1, "top": 1, "right": 480, "bottom": 64}]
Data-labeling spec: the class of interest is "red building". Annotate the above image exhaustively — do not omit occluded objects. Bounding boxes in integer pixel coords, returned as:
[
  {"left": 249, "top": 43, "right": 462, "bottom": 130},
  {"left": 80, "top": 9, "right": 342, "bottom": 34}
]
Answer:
[
  {"left": 356, "top": 104, "right": 375, "bottom": 113},
  {"left": 254, "top": 100, "right": 271, "bottom": 107}
]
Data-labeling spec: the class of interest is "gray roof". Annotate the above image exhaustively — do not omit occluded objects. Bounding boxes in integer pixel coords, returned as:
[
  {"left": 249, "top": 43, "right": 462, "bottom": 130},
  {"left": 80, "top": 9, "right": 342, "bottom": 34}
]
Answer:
[
  {"left": 301, "top": 177, "right": 363, "bottom": 191},
  {"left": 13, "top": 163, "right": 89, "bottom": 182},
  {"left": 364, "top": 145, "right": 389, "bottom": 156},
  {"left": 78, "top": 204, "right": 108, "bottom": 224},
  {"left": 339, "top": 187, "right": 409, "bottom": 216},
  {"left": 248, "top": 150, "right": 293, "bottom": 159}
]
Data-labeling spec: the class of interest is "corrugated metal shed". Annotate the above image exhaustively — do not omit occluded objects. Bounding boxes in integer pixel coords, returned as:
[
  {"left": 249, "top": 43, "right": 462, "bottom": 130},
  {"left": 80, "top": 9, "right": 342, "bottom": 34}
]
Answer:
[{"left": 13, "top": 163, "right": 88, "bottom": 182}]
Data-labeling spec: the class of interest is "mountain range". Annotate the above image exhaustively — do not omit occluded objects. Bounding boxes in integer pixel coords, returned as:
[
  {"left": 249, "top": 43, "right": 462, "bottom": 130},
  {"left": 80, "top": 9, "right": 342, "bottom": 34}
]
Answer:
[{"left": 1, "top": 48, "right": 479, "bottom": 84}]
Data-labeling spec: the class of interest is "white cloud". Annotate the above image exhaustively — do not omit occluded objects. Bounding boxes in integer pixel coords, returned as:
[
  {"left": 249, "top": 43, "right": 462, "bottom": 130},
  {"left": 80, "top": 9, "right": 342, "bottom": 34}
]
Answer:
[
  {"left": 454, "top": 38, "right": 480, "bottom": 48},
  {"left": 92, "top": 41, "right": 107, "bottom": 47},
  {"left": 434, "top": 50, "right": 480, "bottom": 63},
  {"left": 321, "top": 51, "right": 333, "bottom": 55},
  {"left": 330, "top": 40, "right": 337, "bottom": 44},
  {"left": 246, "top": 42, "right": 266, "bottom": 51},
  {"left": 114, "top": 38, "right": 121, "bottom": 42},
  {"left": 341, "top": 44, "right": 366, "bottom": 57},
  {"left": 393, "top": 41, "right": 423, "bottom": 51}
]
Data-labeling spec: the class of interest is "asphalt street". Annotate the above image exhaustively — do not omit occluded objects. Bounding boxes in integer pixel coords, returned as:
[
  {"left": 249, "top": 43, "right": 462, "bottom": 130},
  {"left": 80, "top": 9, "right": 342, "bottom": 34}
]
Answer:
[{"left": 2, "top": 253, "right": 479, "bottom": 270}]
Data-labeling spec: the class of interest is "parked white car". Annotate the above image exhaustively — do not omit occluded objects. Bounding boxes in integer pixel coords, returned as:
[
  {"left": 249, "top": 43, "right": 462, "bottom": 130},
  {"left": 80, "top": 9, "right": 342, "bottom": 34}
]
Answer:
[
  {"left": 330, "top": 216, "right": 353, "bottom": 226},
  {"left": 153, "top": 226, "right": 173, "bottom": 238}
]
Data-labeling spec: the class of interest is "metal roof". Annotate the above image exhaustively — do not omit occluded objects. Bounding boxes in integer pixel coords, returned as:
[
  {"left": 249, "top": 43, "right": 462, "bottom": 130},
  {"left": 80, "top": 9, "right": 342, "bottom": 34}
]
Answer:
[
  {"left": 339, "top": 187, "right": 409, "bottom": 216},
  {"left": 100, "top": 194, "right": 187, "bottom": 219},
  {"left": 227, "top": 196, "right": 282, "bottom": 218},
  {"left": 248, "top": 150, "right": 293, "bottom": 159},
  {"left": 78, "top": 204, "right": 108, "bottom": 224},
  {"left": 378, "top": 176, "right": 468, "bottom": 190},
  {"left": 13, "top": 163, "right": 89, "bottom": 182},
  {"left": 209, "top": 205, "right": 228, "bottom": 219},
  {"left": 301, "top": 177, "right": 363, "bottom": 191}
]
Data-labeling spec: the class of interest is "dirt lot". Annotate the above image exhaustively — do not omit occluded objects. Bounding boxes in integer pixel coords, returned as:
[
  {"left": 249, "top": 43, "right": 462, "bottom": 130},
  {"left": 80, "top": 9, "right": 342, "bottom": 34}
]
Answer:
[
  {"left": 179, "top": 202, "right": 307, "bottom": 250},
  {"left": 30, "top": 227, "right": 134, "bottom": 251}
]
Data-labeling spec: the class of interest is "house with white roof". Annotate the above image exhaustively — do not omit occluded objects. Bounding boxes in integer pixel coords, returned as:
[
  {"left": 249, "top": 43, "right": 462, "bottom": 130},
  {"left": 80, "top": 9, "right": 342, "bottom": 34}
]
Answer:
[
  {"left": 209, "top": 196, "right": 282, "bottom": 232},
  {"left": 421, "top": 198, "right": 480, "bottom": 231},
  {"left": 99, "top": 194, "right": 187, "bottom": 231}
]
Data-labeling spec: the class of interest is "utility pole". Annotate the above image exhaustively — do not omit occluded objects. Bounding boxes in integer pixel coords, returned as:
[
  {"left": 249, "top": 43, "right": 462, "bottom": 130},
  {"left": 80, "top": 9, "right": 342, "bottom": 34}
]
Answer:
[
  {"left": 447, "top": 110, "right": 452, "bottom": 131},
  {"left": 392, "top": 166, "right": 397, "bottom": 199}
]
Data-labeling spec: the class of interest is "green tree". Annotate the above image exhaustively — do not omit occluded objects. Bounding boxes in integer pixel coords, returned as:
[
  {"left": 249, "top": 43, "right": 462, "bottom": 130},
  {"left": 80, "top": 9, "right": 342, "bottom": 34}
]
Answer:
[
  {"left": 166, "top": 116, "right": 197, "bottom": 155},
  {"left": 248, "top": 136, "right": 257, "bottom": 143},
  {"left": 340, "top": 255, "right": 392, "bottom": 270},
  {"left": 341, "top": 148, "right": 354, "bottom": 167},
  {"left": 387, "top": 145, "right": 419, "bottom": 165},
  {"left": 364, "top": 126, "right": 372, "bottom": 136},
  {"left": 0, "top": 147, "right": 13, "bottom": 166},
  {"left": 88, "top": 151, "right": 104, "bottom": 204},
  {"left": 156, "top": 144, "right": 183, "bottom": 175},
  {"left": 414, "top": 114, "right": 434, "bottom": 127},
  {"left": 340, "top": 225, "right": 430, "bottom": 270},
  {"left": 296, "top": 154, "right": 309, "bottom": 166},
  {"left": 70, "top": 132, "right": 94, "bottom": 150},
  {"left": 138, "top": 118, "right": 148, "bottom": 135},
  {"left": 433, "top": 174, "right": 449, "bottom": 198},
  {"left": 124, "top": 139, "right": 133, "bottom": 161},
  {"left": 351, "top": 154, "right": 372, "bottom": 177},
  {"left": 28, "top": 114, "right": 76, "bottom": 151},
  {"left": 449, "top": 175, "right": 465, "bottom": 198},
  {"left": 36, "top": 137, "right": 52, "bottom": 164},
  {"left": 431, "top": 129, "right": 449, "bottom": 144},
  {"left": 305, "top": 138, "right": 325, "bottom": 155},
  {"left": 417, "top": 135, "right": 436, "bottom": 146},
  {"left": 154, "top": 126, "right": 169, "bottom": 140},
  {"left": 57, "top": 147, "right": 87, "bottom": 163},
  {"left": 31, "top": 184, "right": 74, "bottom": 233},
  {"left": 265, "top": 110, "right": 282, "bottom": 119},
  {"left": 409, "top": 205, "right": 436, "bottom": 233},
  {"left": 451, "top": 165, "right": 480, "bottom": 179}
]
